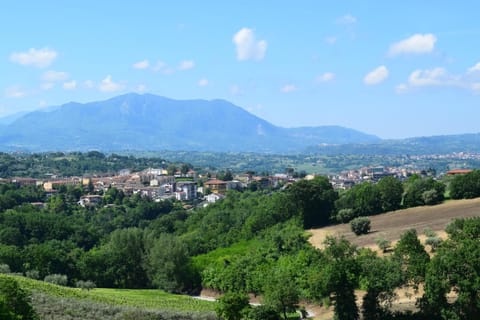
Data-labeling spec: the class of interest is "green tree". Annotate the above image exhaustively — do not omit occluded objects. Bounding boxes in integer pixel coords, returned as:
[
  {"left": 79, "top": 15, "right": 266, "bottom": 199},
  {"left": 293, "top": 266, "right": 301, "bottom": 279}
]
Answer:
[
  {"left": 285, "top": 176, "right": 338, "bottom": 228},
  {"left": 393, "top": 229, "right": 430, "bottom": 287},
  {"left": 262, "top": 265, "right": 299, "bottom": 320},
  {"left": 377, "top": 176, "right": 403, "bottom": 212},
  {"left": 0, "top": 276, "right": 37, "bottom": 320},
  {"left": 215, "top": 292, "right": 250, "bottom": 320},
  {"left": 350, "top": 217, "right": 371, "bottom": 236},
  {"left": 320, "top": 237, "right": 360, "bottom": 320}
]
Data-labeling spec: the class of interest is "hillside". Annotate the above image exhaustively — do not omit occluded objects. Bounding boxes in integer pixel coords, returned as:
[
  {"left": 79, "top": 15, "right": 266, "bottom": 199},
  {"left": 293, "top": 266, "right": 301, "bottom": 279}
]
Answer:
[
  {"left": 308, "top": 197, "right": 480, "bottom": 249},
  {"left": 0, "top": 93, "right": 379, "bottom": 153}
]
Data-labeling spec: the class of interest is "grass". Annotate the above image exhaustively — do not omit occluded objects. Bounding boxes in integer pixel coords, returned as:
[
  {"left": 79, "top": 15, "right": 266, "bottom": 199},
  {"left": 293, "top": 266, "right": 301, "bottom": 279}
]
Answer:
[
  {"left": 4, "top": 274, "right": 216, "bottom": 313},
  {"left": 192, "top": 239, "right": 260, "bottom": 271}
]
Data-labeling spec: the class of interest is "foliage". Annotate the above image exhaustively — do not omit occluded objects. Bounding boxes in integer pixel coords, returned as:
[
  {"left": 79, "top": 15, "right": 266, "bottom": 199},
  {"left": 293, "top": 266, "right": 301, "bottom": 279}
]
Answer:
[
  {"left": 285, "top": 176, "right": 338, "bottom": 228},
  {"left": 0, "top": 275, "right": 37, "bottom": 320},
  {"left": 449, "top": 170, "right": 480, "bottom": 199},
  {"left": 262, "top": 264, "right": 299, "bottom": 320},
  {"left": 335, "top": 208, "right": 356, "bottom": 223},
  {"left": 44, "top": 274, "right": 68, "bottom": 286},
  {"left": 375, "top": 237, "right": 391, "bottom": 253},
  {"left": 403, "top": 175, "right": 445, "bottom": 207},
  {"left": 215, "top": 292, "right": 250, "bottom": 320},
  {"left": 75, "top": 280, "right": 96, "bottom": 290},
  {"left": 244, "top": 305, "right": 278, "bottom": 320},
  {"left": 350, "top": 217, "right": 371, "bottom": 235},
  {"left": 393, "top": 229, "right": 429, "bottom": 286},
  {"left": 421, "top": 218, "right": 480, "bottom": 319}
]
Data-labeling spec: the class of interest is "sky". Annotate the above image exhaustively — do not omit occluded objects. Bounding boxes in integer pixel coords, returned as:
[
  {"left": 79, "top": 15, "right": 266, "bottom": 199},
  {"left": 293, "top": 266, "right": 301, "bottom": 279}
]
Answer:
[{"left": 1, "top": 1, "right": 480, "bottom": 139}]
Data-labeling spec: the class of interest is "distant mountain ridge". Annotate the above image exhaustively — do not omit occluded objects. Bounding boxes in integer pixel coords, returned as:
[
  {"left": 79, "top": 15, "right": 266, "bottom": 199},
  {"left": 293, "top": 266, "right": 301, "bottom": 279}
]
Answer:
[{"left": 0, "top": 93, "right": 380, "bottom": 152}]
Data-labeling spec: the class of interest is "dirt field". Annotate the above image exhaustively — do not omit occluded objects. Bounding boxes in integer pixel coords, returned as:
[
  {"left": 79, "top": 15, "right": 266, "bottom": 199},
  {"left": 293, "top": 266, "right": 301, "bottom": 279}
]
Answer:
[{"left": 308, "top": 198, "right": 480, "bottom": 250}]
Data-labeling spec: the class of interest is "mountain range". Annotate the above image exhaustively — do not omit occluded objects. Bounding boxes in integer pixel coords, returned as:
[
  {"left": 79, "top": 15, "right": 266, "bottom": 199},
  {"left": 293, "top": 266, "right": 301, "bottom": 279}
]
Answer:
[
  {"left": 0, "top": 93, "right": 479, "bottom": 154},
  {"left": 0, "top": 93, "right": 379, "bottom": 152}
]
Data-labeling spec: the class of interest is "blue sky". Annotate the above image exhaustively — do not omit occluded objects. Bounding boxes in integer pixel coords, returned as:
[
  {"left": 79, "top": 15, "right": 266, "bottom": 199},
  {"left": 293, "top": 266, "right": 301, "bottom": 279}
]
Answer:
[{"left": 1, "top": 1, "right": 480, "bottom": 139}]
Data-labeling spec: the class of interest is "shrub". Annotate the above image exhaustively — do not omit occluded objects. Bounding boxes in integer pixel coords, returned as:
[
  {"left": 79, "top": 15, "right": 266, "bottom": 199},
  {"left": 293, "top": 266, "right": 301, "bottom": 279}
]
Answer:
[
  {"left": 423, "top": 228, "right": 437, "bottom": 238},
  {"left": 245, "top": 305, "right": 278, "bottom": 320},
  {"left": 425, "top": 236, "right": 442, "bottom": 252},
  {"left": 0, "top": 264, "right": 11, "bottom": 274},
  {"left": 44, "top": 274, "right": 68, "bottom": 286},
  {"left": 0, "top": 276, "right": 37, "bottom": 320},
  {"left": 375, "top": 237, "right": 391, "bottom": 253},
  {"left": 336, "top": 208, "right": 356, "bottom": 223},
  {"left": 25, "top": 270, "right": 40, "bottom": 280},
  {"left": 350, "top": 217, "right": 371, "bottom": 235},
  {"left": 75, "top": 280, "right": 96, "bottom": 290}
]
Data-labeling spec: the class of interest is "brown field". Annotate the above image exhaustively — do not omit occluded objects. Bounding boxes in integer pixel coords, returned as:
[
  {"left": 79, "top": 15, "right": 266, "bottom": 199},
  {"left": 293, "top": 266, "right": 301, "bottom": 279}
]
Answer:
[
  {"left": 306, "top": 198, "right": 480, "bottom": 319},
  {"left": 308, "top": 198, "right": 480, "bottom": 250}
]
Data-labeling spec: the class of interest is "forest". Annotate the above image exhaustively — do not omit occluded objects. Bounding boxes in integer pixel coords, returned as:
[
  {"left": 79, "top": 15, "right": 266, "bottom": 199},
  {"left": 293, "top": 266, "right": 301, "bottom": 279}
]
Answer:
[{"left": 0, "top": 158, "right": 479, "bottom": 319}]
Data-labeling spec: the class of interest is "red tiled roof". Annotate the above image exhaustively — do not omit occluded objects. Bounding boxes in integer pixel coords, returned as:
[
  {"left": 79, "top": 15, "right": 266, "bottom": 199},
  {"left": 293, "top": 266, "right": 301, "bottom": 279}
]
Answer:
[
  {"left": 446, "top": 169, "right": 473, "bottom": 175},
  {"left": 204, "top": 179, "right": 227, "bottom": 185}
]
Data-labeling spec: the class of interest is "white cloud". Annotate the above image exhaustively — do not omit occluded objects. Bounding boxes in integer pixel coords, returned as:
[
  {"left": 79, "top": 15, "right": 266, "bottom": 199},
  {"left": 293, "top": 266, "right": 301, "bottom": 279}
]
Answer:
[
  {"left": 467, "top": 62, "right": 480, "bottom": 74},
  {"left": 10, "top": 47, "right": 57, "bottom": 68},
  {"left": 84, "top": 80, "right": 95, "bottom": 89},
  {"left": 389, "top": 33, "right": 437, "bottom": 56},
  {"left": 281, "top": 84, "right": 297, "bottom": 93},
  {"left": 38, "top": 100, "right": 47, "bottom": 108},
  {"left": 63, "top": 80, "right": 77, "bottom": 90},
  {"left": 98, "top": 75, "right": 125, "bottom": 92},
  {"left": 42, "top": 70, "right": 69, "bottom": 82},
  {"left": 317, "top": 72, "right": 335, "bottom": 83},
  {"left": 41, "top": 83, "right": 54, "bottom": 90},
  {"left": 233, "top": 28, "right": 267, "bottom": 61},
  {"left": 408, "top": 67, "right": 448, "bottom": 86},
  {"left": 5, "top": 86, "right": 26, "bottom": 98},
  {"left": 364, "top": 66, "right": 389, "bottom": 85},
  {"left": 178, "top": 60, "right": 195, "bottom": 70},
  {"left": 133, "top": 59, "right": 150, "bottom": 69},
  {"left": 337, "top": 14, "right": 357, "bottom": 25},
  {"left": 472, "top": 83, "right": 480, "bottom": 93},
  {"left": 198, "top": 78, "right": 209, "bottom": 87}
]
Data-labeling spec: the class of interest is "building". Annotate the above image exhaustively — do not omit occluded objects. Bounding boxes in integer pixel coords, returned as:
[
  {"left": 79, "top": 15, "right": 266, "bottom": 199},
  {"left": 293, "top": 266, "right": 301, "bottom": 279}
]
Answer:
[
  {"left": 78, "top": 195, "right": 103, "bottom": 207},
  {"left": 204, "top": 179, "right": 228, "bottom": 194}
]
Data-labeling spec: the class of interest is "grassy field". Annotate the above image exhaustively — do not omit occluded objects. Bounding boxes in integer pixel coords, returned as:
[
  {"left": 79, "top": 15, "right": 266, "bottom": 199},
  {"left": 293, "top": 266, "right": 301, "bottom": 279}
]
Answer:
[
  {"left": 3, "top": 274, "right": 217, "bottom": 320},
  {"left": 308, "top": 197, "right": 480, "bottom": 250}
]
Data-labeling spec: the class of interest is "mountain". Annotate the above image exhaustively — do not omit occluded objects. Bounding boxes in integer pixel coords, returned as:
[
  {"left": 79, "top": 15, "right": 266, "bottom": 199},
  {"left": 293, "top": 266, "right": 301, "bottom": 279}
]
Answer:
[{"left": 0, "top": 93, "right": 380, "bottom": 152}]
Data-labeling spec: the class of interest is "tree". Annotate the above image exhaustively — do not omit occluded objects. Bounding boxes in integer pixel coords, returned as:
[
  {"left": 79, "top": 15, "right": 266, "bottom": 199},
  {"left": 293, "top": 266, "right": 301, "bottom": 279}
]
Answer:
[
  {"left": 393, "top": 229, "right": 430, "bottom": 287},
  {"left": 377, "top": 176, "right": 403, "bottom": 212},
  {"left": 145, "top": 233, "right": 199, "bottom": 293},
  {"left": 285, "top": 176, "right": 338, "bottom": 228},
  {"left": 350, "top": 217, "right": 371, "bottom": 236},
  {"left": 262, "top": 265, "right": 299, "bottom": 320},
  {"left": 320, "top": 237, "right": 360, "bottom": 320},
  {"left": 215, "top": 292, "right": 250, "bottom": 320},
  {"left": 0, "top": 276, "right": 37, "bottom": 320},
  {"left": 358, "top": 251, "right": 403, "bottom": 319},
  {"left": 422, "top": 218, "right": 480, "bottom": 319}
]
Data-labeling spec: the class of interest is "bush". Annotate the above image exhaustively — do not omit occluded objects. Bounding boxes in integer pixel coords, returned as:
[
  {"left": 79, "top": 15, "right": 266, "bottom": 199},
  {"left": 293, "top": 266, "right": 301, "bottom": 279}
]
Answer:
[
  {"left": 245, "top": 305, "right": 278, "bottom": 320},
  {"left": 0, "top": 276, "right": 37, "bottom": 320},
  {"left": 375, "top": 237, "right": 391, "bottom": 253},
  {"left": 0, "top": 264, "right": 11, "bottom": 274},
  {"left": 75, "top": 280, "right": 97, "bottom": 290},
  {"left": 336, "top": 208, "right": 356, "bottom": 223},
  {"left": 425, "top": 236, "right": 442, "bottom": 252},
  {"left": 350, "top": 217, "right": 371, "bottom": 235},
  {"left": 25, "top": 270, "right": 40, "bottom": 280},
  {"left": 44, "top": 274, "right": 68, "bottom": 286}
]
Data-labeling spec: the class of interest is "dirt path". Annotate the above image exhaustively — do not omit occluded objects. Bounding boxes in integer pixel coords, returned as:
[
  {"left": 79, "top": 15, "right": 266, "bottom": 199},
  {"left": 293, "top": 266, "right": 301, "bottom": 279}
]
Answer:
[{"left": 308, "top": 198, "right": 480, "bottom": 250}]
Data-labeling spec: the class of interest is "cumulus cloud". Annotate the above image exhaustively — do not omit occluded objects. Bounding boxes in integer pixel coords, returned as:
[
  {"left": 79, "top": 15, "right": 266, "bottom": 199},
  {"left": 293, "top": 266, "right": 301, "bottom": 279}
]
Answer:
[
  {"left": 133, "top": 59, "right": 150, "bottom": 69},
  {"left": 281, "top": 84, "right": 297, "bottom": 93},
  {"left": 364, "top": 66, "right": 389, "bottom": 85},
  {"left": 10, "top": 47, "right": 57, "bottom": 68},
  {"left": 5, "top": 86, "right": 26, "bottom": 98},
  {"left": 408, "top": 67, "right": 448, "bottom": 86},
  {"left": 98, "top": 75, "right": 125, "bottom": 92},
  {"left": 42, "top": 70, "right": 69, "bottom": 82},
  {"left": 467, "top": 62, "right": 480, "bottom": 74},
  {"left": 152, "top": 61, "right": 166, "bottom": 72},
  {"left": 63, "top": 80, "right": 77, "bottom": 90},
  {"left": 337, "top": 14, "right": 357, "bottom": 25},
  {"left": 178, "top": 60, "right": 195, "bottom": 70},
  {"left": 233, "top": 28, "right": 267, "bottom": 61},
  {"left": 198, "top": 78, "right": 209, "bottom": 87},
  {"left": 317, "top": 72, "right": 335, "bottom": 83},
  {"left": 389, "top": 33, "right": 436, "bottom": 56}
]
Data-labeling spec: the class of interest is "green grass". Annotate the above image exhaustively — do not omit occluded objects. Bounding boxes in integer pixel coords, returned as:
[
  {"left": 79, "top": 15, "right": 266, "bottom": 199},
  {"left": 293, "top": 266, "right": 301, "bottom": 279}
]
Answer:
[
  {"left": 192, "top": 239, "right": 260, "bottom": 271},
  {"left": 4, "top": 274, "right": 215, "bottom": 313}
]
